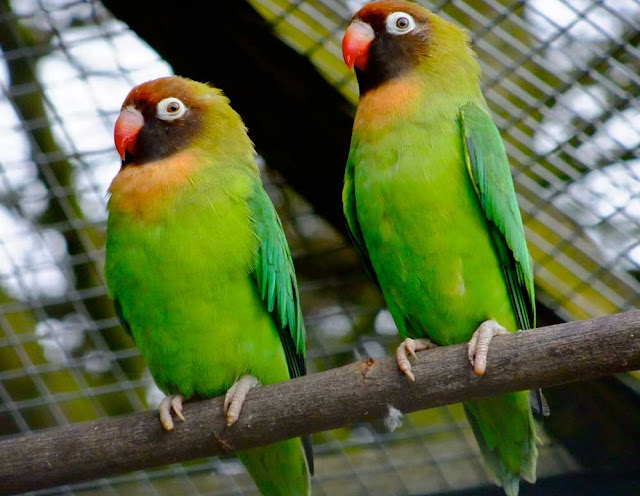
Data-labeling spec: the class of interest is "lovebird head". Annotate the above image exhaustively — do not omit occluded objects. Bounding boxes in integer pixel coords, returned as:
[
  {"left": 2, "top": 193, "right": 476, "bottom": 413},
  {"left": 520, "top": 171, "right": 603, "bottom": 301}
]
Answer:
[
  {"left": 114, "top": 76, "right": 251, "bottom": 166},
  {"left": 342, "top": 1, "right": 480, "bottom": 95},
  {"left": 109, "top": 76, "right": 255, "bottom": 219}
]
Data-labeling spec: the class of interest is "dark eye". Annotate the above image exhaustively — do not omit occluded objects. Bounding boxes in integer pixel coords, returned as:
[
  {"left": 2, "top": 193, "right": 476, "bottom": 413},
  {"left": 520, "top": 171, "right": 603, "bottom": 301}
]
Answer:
[
  {"left": 156, "top": 97, "right": 187, "bottom": 121},
  {"left": 386, "top": 11, "right": 416, "bottom": 35},
  {"left": 396, "top": 17, "right": 409, "bottom": 29}
]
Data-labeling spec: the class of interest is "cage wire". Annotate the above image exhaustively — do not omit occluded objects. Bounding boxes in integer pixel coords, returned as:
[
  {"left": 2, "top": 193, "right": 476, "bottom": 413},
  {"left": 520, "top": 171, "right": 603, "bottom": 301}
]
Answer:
[{"left": 0, "top": 0, "right": 638, "bottom": 494}]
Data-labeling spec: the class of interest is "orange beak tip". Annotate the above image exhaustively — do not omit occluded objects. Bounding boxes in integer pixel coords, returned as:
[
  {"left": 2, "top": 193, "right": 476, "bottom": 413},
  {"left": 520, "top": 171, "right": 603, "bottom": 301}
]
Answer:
[
  {"left": 345, "top": 55, "right": 355, "bottom": 71},
  {"left": 116, "top": 140, "right": 127, "bottom": 161}
]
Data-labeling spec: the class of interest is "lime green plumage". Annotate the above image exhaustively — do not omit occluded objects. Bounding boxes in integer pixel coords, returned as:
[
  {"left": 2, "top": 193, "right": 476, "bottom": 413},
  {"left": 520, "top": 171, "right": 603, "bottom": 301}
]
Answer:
[
  {"left": 460, "top": 103, "right": 536, "bottom": 331},
  {"left": 106, "top": 77, "right": 310, "bottom": 495},
  {"left": 343, "top": 4, "right": 538, "bottom": 495}
]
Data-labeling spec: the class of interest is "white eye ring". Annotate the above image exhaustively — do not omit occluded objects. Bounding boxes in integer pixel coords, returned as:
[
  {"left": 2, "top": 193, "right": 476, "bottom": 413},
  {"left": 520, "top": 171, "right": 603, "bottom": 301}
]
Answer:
[
  {"left": 156, "top": 97, "right": 187, "bottom": 121},
  {"left": 385, "top": 11, "right": 416, "bottom": 35}
]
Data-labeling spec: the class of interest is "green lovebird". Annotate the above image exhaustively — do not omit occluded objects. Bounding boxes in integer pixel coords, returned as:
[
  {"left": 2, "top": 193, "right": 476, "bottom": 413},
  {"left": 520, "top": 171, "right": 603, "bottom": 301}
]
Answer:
[
  {"left": 341, "top": 2, "right": 539, "bottom": 495},
  {"left": 106, "top": 76, "right": 312, "bottom": 495}
]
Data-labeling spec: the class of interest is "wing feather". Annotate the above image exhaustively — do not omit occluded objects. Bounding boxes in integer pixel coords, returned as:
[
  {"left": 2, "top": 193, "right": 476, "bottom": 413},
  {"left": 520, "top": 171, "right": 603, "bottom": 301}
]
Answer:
[
  {"left": 249, "top": 184, "right": 313, "bottom": 473},
  {"left": 249, "top": 186, "right": 307, "bottom": 377},
  {"left": 460, "top": 102, "right": 536, "bottom": 330}
]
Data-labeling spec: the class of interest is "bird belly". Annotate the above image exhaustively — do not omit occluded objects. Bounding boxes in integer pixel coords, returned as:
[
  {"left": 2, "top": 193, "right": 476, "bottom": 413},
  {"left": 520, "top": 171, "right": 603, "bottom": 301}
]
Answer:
[
  {"left": 106, "top": 197, "right": 290, "bottom": 399},
  {"left": 136, "top": 279, "right": 289, "bottom": 399},
  {"left": 354, "top": 138, "right": 517, "bottom": 345}
]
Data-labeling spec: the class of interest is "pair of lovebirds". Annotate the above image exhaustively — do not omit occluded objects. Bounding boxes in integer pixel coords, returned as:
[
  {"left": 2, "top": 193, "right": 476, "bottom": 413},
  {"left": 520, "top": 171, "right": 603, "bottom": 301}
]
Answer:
[{"left": 106, "top": 1, "right": 540, "bottom": 495}]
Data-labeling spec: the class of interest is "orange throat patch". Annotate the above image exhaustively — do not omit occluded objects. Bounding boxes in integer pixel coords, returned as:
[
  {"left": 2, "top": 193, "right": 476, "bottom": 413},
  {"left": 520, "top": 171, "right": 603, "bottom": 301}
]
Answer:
[
  {"left": 354, "top": 75, "right": 423, "bottom": 132},
  {"left": 108, "top": 149, "right": 203, "bottom": 221}
]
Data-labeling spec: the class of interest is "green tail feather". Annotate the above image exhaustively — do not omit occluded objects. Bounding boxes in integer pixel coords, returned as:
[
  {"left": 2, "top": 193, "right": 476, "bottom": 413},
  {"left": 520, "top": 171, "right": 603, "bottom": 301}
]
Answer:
[
  {"left": 238, "top": 437, "right": 311, "bottom": 496},
  {"left": 463, "top": 391, "right": 539, "bottom": 496}
]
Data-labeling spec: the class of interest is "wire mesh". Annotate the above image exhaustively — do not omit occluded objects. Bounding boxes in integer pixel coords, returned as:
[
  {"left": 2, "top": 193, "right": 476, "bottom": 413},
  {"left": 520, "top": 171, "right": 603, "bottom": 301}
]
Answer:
[
  {"left": 0, "top": 0, "right": 637, "bottom": 494},
  {"left": 252, "top": 0, "right": 640, "bottom": 321}
]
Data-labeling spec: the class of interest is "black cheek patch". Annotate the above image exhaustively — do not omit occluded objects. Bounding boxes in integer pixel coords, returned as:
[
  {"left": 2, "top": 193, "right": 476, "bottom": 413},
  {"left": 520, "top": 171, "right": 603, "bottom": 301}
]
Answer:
[
  {"left": 356, "top": 30, "right": 426, "bottom": 95},
  {"left": 130, "top": 115, "right": 201, "bottom": 165}
]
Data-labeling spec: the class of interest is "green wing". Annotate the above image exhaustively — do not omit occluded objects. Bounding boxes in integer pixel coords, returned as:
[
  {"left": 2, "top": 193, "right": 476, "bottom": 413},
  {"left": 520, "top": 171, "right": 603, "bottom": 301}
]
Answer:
[
  {"left": 460, "top": 102, "right": 536, "bottom": 330},
  {"left": 343, "top": 150, "right": 380, "bottom": 288},
  {"left": 249, "top": 184, "right": 307, "bottom": 379},
  {"left": 249, "top": 183, "right": 314, "bottom": 474}
]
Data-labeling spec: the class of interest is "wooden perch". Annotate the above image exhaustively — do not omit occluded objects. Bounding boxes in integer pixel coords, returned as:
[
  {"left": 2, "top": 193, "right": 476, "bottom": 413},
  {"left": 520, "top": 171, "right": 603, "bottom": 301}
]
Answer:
[{"left": 3, "top": 310, "right": 640, "bottom": 495}]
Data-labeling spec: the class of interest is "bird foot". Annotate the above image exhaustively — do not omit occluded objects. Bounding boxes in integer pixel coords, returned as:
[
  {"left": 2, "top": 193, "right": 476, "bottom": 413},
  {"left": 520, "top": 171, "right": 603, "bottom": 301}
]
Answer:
[
  {"left": 224, "top": 375, "right": 260, "bottom": 426},
  {"left": 467, "top": 319, "right": 510, "bottom": 376},
  {"left": 396, "top": 337, "right": 437, "bottom": 382},
  {"left": 159, "top": 394, "right": 185, "bottom": 431}
]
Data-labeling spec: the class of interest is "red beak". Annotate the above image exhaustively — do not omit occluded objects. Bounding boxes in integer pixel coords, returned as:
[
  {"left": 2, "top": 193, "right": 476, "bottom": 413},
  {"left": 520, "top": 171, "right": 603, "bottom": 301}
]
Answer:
[
  {"left": 342, "top": 21, "right": 375, "bottom": 71},
  {"left": 114, "top": 107, "right": 144, "bottom": 161}
]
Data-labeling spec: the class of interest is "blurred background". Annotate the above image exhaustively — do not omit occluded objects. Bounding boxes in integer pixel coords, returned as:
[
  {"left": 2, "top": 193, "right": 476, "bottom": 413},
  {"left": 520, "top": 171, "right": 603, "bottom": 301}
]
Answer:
[{"left": 1, "top": 0, "right": 640, "bottom": 494}]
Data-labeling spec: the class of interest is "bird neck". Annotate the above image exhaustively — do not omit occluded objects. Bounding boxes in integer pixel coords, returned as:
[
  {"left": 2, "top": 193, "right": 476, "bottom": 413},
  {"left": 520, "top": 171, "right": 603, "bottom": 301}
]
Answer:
[
  {"left": 107, "top": 146, "right": 257, "bottom": 223},
  {"left": 353, "top": 56, "right": 484, "bottom": 136},
  {"left": 107, "top": 149, "right": 204, "bottom": 221}
]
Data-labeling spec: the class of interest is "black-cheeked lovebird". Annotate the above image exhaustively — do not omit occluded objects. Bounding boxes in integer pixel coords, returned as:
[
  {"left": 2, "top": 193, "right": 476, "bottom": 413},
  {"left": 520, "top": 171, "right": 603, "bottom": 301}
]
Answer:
[
  {"left": 342, "top": 2, "right": 539, "bottom": 495},
  {"left": 106, "top": 76, "right": 312, "bottom": 495}
]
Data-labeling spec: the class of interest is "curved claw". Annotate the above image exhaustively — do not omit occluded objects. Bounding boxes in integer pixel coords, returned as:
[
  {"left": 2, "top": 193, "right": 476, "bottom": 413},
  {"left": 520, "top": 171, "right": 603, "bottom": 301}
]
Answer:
[
  {"left": 224, "top": 375, "right": 260, "bottom": 426},
  {"left": 395, "top": 338, "right": 437, "bottom": 382},
  {"left": 159, "top": 394, "right": 185, "bottom": 431},
  {"left": 467, "top": 320, "right": 510, "bottom": 376}
]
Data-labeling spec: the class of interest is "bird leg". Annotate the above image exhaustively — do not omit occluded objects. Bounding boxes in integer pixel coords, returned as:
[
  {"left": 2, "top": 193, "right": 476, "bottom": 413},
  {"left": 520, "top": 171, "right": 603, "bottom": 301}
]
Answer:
[
  {"left": 159, "top": 394, "right": 185, "bottom": 431},
  {"left": 224, "top": 375, "right": 260, "bottom": 426},
  {"left": 396, "top": 337, "right": 438, "bottom": 382},
  {"left": 467, "top": 319, "right": 510, "bottom": 376}
]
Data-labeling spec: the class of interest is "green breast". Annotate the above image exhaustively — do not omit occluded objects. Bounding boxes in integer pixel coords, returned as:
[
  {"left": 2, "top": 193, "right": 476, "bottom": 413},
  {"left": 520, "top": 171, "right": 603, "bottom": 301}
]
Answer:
[
  {"left": 353, "top": 116, "right": 517, "bottom": 344},
  {"left": 106, "top": 169, "right": 289, "bottom": 398}
]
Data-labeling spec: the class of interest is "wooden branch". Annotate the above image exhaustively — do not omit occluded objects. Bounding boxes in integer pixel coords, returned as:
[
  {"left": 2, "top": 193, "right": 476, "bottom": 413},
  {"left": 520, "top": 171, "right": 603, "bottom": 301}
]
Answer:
[{"left": 3, "top": 310, "right": 640, "bottom": 495}]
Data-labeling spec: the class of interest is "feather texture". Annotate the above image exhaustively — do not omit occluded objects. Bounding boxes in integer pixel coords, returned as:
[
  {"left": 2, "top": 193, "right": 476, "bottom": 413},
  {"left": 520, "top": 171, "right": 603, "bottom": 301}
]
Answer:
[
  {"left": 342, "top": 4, "right": 540, "bottom": 495},
  {"left": 460, "top": 103, "right": 535, "bottom": 330},
  {"left": 106, "top": 77, "right": 311, "bottom": 495}
]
